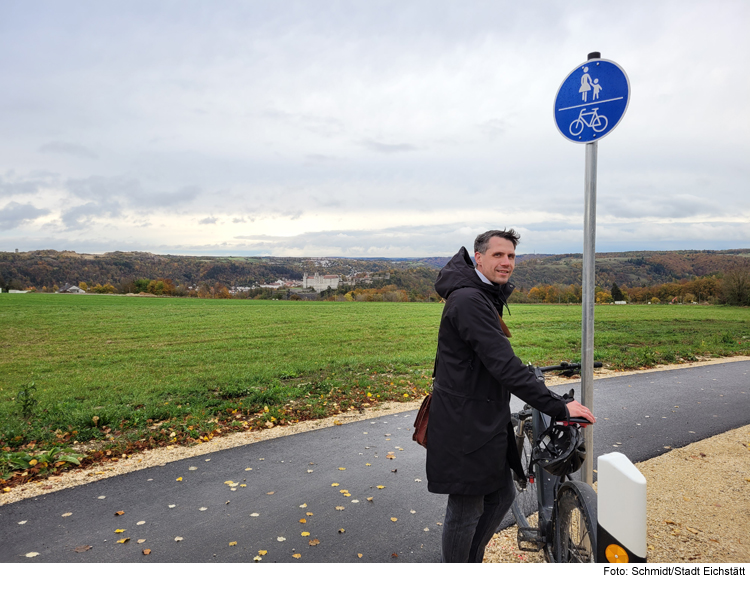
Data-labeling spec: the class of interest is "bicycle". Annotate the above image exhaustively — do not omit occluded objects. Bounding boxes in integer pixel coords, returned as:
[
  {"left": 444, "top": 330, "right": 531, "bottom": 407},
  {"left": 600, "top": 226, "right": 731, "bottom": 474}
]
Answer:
[
  {"left": 569, "top": 108, "right": 608, "bottom": 136},
  {"left": 510, "top": 361, "right": 602, "bottom": 563}
]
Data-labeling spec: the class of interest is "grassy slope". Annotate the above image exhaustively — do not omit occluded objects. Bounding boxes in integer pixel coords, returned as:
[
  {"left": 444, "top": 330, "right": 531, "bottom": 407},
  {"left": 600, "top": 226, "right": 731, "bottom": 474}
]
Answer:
[{"left": 1, "top": 295, "right": 748, "bottom": 459}]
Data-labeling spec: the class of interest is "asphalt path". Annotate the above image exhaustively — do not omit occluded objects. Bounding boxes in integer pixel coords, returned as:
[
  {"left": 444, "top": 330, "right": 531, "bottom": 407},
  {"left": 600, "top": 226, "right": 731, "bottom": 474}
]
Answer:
[{"left": 1, "top": 360, "right": 747, "bottom": 563}]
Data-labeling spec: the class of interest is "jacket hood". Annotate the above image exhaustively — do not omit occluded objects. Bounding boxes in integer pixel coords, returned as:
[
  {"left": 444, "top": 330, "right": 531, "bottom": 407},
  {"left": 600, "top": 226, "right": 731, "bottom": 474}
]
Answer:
[{"left": 435, "top": 247, "right": 514, "bottom": 313}]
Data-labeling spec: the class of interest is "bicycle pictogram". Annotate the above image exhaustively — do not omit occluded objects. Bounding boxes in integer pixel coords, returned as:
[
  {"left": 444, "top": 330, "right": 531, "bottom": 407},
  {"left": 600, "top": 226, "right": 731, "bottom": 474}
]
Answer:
[{"left": 569, "top": 107, "right": 608, "bottom": 136}]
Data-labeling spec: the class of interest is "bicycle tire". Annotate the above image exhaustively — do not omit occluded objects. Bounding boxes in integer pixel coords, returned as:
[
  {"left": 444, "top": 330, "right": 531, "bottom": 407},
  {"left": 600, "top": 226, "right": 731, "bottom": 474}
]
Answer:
[
  {"left": 592, "top": 115, "right": 608, "bottom": 133},
  {"left": 569, "top": 119, "right": 584, "bottom": 136},
  {"left": 510, "top": 414, "right": 538, "bottom": 519},
  {"left": 553, "top": 480, "right": 598, "bottom": 563}
]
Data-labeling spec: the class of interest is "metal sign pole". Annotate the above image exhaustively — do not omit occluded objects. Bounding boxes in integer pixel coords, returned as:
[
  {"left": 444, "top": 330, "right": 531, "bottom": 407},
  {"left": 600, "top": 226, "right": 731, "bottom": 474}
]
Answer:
[{"left": 581, "top": 139, "right": 598, "bottom": 487}]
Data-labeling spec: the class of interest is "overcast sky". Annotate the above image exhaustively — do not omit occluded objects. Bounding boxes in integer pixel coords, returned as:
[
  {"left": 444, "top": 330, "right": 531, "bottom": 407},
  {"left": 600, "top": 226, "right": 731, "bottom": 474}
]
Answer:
[{"left": 1, "top": 0, "right": 748, "bottom": 257}]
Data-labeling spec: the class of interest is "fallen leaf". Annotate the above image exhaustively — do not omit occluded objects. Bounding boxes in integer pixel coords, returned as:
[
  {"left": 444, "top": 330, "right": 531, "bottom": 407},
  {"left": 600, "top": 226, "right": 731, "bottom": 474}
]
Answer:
[
  {"left": 115, "top": 510, "right": 125, "bottom": 515},
  {"left": 277, "top": 537, "right": 286, "bottom": 542},
  {"left": 97, "top": 496, "right": 106, "bottom": 499},
  {"left": 250, "top": 513, "right": 259, "bottom": 517},
  {"left": 266, "top": 491, "right": 274, "bottom": 495},
  {"left": 74, "top": 545, "right": 92, "bottom": 553},
  {"left": 18, "top": 521, "right": 27, "bottom": 525},
  {"left": 415, "top": 478, "right": 422, "bottom": 482},
  {"left": 424, "top": 528, "right": 430, "bottom": 532},
  {"left": 351, "top": 500, "right": 359, "bottom": 503},
  {"left": 116, "top": 538, "right": 130, "bottom": 544},
  {"left": 253, "top": 556, "right": 262, "bottom": 562},
  {"left": 292, "top": 553, "right": 302, "bottom": 559},
  {"left": 367, "top": 497, "right": 374, "bottom": 502},
  {"left": 189, "top": 467, "right": 197, "bottom": 471},
  {"left": 142, "top": 549, "right": 151, "bottom": 555},
  {"left": 338, "top": 467, "right": 346, "bottom": 471},
  {"left": 137, "top": 539, "right": 146, "bottom": 544},
  {"left": 307, "top": 470, "right": 313, "bottom": 473},
  {"left": 336, "top": 506, "right": 345, "bottom": 511},
  {"left": 338, "top": 528, "right": 346, "bottom": 534},
  {"left": 377, "top": 485, "right": 385, "bottom": 489},
  {"left": 300, "top": 503, "right": 307, "bottom": 508},
  {"left": 176, "top": 477, "right": 183, "bottom": 482},
  {"left": 245, "top": 467, "right": 252, "bottom": 471},
  {"left": 62, "top": 512, "right": 72, "bottom": 517},
  {"left": 391, "top": 517, "right": 398, "bottom": 522},
  {"left": 386, "top": 452, "right": 396, "bottom": 460},
  {"left": 306, "top": 512, "right": 314, "bottom": 516},
  {"left": 331, "top": 482, "right": 340, "bottom": 487},
  {"left": 687, "top": 527, "right": 700, "bottom": 534},
  {"left": 339, "top": 489, "right": 349, "bottom": 493},
  {"left": 299, "top": 518, "right": 307, "bottom": 524},
  {"left": 114, "top": 529, "right": 126, "bottom": 533},
  {"left": 365, "top": 463, "right": 371, "bottom": 466},
  {"left": 25, "top": 552, "right": 40, "bottom": 558},
  {"left": 301, "top": 532, "right": 310, "bottom": 537},
  {"left": 168, "top": 505, "right": 175, "bottom": 509},
  {"left": 229, "top": 541, "right": 237, "bottom": 546},
  {"left": 174, "top": 537, "right": 183, "bottom": 542},
  {"left": 309, "top": 538, "right": 320, "bottom": 546},
  {"left": 410, "top": 510, "right": 416, "bottom": 514},
  {"left": 137, "top": 521, "right": 146, "bottom": 525},
  {"left": 258, "top": 550, "right": 268, "bottom": 555},
  {"left": 199, "top": 507, "right": 207, "bottom": 511},
  {"left": 391, "top": 553, "right": 398, "bottom": 558},
  {"left": 358, "top": 553, "right": 363, "bottom": 558}
]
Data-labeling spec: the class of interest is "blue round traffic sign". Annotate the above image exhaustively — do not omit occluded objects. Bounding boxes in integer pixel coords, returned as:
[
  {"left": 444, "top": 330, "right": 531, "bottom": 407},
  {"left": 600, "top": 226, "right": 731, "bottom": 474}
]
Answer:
[{"left": 554, "top": 58, "right": 630, "bottom": 144}]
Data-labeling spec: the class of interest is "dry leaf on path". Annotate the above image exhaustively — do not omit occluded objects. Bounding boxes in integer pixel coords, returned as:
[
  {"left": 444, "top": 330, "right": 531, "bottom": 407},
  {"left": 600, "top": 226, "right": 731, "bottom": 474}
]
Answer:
[
  {"left": 254, "top": 556, "right": 262, "bottom": 562},
  {"left": 338, "top": 467, "right": 346, "bottom": 471},
  {"left": 306, "top": 512, "right": 314, "bottom": 516},
  {"left": 176, "top": 477, "right": 182, "bottom": 481},
  {"left": 115, "top": 510, "right": 125, "bottom": 515},
  {"left": 229, "top": 541, "right": 237, "bottom": 546},
  {"left": 338, "top": 529, "right": 345, "bottom": 534},
  {"left": 137, "top": 539, "right": 146, "bottom": 544},
  {"left": 292, "top": 553, "right": 301, "bottom": 559},
  {"left": 137, "top": 521, "right": 146, "bottom": 525},
  {"left": 174, "top": 537, "right": 183, "bottom": 542},
  {"left": 300, "top": 503, "right": 307, "bottom": 508},
  {"left": 61, "top": 512, "right": 72, "bottom": 517},
  {"left": 299, "top": 518, "right": 307, "bottom": 524},
  {"left": 259, "top": 550, "right": 268, "bottom": 555},
  {"left": 25, "top": 552, "right": 40, "bottom": 558},
  {"left": 309, "top": 539, "right": 320, "bottom": 546},
  {"left": 116, "top": 538, "right": 130, "bottom": 544},
  {"left": 336, "top": 506, "right": 345, "bottom": 511},
  {"left": 114, "top": 529, "right": 126, "bottom": 533},
  {"left": 74, "top": 545, "right": 92, "bottom": 553},
  {"left": 390, "top": 518, "right": 398, "bottom": 522},
  {"left": 277, "top": 537, "right": 286, "bottom": 542},
  {"left": 376, "top": 485, "right": 385, "bottom": 489},
  {"left": 142, "top": 549, "right": 151, "bottom": 555},
  {"left": 301, "top": 532, "right": 310, "bottom": 536}
]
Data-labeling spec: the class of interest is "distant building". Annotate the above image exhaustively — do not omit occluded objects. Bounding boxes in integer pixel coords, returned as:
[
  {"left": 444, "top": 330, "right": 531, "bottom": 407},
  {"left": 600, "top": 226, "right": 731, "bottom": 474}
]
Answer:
[
  {"left": 58, "top": 284, "right": 85, "bottom": 294},
  {"left": 303, "top": 273, "right": 340, "bottom": 292}
]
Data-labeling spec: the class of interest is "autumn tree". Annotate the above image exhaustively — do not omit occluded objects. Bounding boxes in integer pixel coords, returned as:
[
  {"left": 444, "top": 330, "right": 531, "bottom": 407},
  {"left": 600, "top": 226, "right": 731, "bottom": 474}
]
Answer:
[{"left": 722, "top": 265, "right": 750, "bottom": 306}]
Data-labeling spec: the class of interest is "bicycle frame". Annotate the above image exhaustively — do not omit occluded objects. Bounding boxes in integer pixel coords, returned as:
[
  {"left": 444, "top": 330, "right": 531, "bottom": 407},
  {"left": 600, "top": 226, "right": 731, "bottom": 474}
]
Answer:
[{"left": 511, "top": 363, "right": 600, "bottom": 562}]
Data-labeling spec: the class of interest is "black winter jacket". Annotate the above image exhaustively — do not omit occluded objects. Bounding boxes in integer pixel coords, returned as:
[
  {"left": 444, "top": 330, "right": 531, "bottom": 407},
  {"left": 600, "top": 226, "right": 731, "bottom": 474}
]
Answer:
[{"left": 426, "top": 247, "right": 568, "bottom": 495}]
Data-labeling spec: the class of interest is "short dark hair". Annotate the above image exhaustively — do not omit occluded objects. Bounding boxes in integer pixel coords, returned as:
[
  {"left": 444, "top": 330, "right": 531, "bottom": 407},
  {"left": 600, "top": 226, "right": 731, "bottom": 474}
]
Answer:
[{"left": 474, "top": 229, "right": 521, "bottom": 254}]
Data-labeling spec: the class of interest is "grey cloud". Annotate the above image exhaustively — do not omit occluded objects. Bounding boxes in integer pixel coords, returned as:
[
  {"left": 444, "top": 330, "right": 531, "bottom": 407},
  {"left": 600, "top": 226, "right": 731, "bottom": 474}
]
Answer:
[
  {"left": 39, "top": 141, "right": 98, "bottom": 159},
  {"left": 0, "top": 178, "right": 42, "bottom": 197},
  {"left": 198, "top": 216, "right": 218, "bottom": 225},
  {"left": 602, "top": 194, "right": 715, "bottom": 219},
  {"left": 60, "top": 200, "right": 123, "bottom": 231},
  {"left": 0, "top": 201, "right": 51, "bottom": 230},
  {"left": 360, "top": 140, "right": 418, "bottom": 154},
  {"left": 66, "top": 176, "right": 200, "bottom": 207}
]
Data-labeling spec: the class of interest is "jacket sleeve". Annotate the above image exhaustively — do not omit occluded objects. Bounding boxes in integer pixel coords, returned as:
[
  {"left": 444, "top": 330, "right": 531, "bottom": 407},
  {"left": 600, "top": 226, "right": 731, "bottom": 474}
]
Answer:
[{"left": 449, "top": 290, "right": 568, "bottom": 419}]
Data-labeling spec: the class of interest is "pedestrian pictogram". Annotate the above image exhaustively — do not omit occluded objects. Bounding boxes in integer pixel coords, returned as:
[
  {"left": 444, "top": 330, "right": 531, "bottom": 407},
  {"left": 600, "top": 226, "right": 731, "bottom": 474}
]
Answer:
[{"left": 554, "top": 58, "right": 630, "bottom": 144}]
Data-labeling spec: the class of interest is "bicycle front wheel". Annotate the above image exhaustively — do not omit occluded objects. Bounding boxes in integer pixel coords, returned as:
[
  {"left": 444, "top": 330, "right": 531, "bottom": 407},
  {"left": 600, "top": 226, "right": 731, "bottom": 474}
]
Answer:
[
  {"left": 510, "top": 414, "right": 537, "bottom": 516},
  {"left": 554, "top": 480, "right": 598, "bottom": 563}
]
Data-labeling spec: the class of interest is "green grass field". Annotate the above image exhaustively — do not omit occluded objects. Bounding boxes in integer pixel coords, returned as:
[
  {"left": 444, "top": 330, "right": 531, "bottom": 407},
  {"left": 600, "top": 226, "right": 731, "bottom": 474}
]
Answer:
[{"left": 1, "top": 294, "right": 748, "bottom": 472}]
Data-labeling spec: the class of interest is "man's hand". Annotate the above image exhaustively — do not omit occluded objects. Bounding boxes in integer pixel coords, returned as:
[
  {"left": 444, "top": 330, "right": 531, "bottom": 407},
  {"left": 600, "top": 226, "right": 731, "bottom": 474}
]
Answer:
[{"left": 566, "top": 400, "right": 595, "bottom": 426}]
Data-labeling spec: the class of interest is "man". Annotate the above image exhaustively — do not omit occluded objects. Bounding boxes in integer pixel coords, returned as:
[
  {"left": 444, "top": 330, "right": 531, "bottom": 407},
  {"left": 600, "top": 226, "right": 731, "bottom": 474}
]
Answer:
[{"left": 427, "top": 229, "right": 595, "bottom": 563}]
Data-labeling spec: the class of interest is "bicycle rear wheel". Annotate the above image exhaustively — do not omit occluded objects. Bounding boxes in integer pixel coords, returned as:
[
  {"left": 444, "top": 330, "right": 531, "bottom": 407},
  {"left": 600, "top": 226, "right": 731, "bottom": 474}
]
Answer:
[{"left": 554, "top": 480, "right": 597, "bottom": 563}]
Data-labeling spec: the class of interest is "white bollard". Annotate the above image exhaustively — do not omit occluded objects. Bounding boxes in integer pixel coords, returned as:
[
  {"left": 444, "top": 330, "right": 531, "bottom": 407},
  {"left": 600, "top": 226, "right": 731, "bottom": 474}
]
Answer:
[{"left": 597, "top": 452, "right": 647, "bottom": 563}]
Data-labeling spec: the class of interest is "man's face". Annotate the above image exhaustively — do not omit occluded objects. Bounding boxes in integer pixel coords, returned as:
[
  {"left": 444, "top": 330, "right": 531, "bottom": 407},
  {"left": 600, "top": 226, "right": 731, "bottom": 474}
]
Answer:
[{"left": 475, "top": 236, "right": 516, "bottom": 285}]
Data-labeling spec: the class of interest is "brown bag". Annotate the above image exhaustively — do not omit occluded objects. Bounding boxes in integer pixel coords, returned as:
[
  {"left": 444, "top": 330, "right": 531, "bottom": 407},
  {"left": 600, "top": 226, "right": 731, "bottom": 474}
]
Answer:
[{"left": 412, "top": 393, "right": 431, "bottom": 448}]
